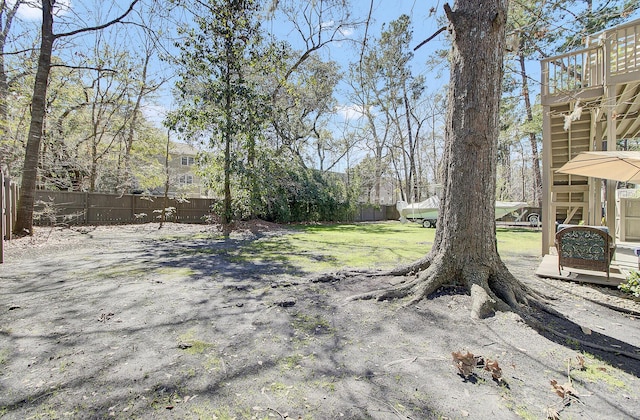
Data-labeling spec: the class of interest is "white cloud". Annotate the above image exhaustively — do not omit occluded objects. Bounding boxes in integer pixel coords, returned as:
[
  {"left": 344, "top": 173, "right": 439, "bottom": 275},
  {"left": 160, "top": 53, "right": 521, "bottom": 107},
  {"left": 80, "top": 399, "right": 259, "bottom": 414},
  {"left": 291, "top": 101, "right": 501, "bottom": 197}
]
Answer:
[
  {"left": 339, "top": 27, "right": 354, "bottom": 37},
  {"left": 9, "top": 0, "right": 71, "bottom": 21},
  {"left": 336, "top": 104, "right": 365, "bottom": 120},
  {"left": 320, "top": 19, "right": 334, "bottom": 30}
]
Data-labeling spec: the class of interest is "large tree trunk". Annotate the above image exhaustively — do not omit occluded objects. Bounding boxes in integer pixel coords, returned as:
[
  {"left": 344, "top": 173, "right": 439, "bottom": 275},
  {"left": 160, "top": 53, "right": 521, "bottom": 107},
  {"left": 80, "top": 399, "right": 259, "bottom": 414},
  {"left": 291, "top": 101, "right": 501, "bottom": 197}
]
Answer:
[
  {"left": 12, "top": 0, "right": 139, "bottom": 236},
  {"left": 428, "top": 0, "right": 515, "bottom": 317},
  {"left": 333, "top": 0, "right": 538, "bottom": 319},
  {"left": 13, "top": 1, "right": 54, "bottom": 236}
]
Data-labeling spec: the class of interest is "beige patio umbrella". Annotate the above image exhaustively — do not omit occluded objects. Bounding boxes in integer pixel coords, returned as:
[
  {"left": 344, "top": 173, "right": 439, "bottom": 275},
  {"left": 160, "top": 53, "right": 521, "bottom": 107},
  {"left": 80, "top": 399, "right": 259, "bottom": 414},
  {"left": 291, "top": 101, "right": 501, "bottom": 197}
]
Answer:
[{"left": 556, "top": 151, "right": 640, "bottom": 183}]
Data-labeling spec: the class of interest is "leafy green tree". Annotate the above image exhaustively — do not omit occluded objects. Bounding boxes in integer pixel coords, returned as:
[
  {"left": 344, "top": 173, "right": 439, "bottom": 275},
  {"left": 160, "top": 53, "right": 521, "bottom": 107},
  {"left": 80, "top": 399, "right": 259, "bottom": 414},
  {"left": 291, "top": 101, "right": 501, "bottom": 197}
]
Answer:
[
  {"left": 0, "top": 0, "right": 34, "bottom": 177},
  {"left": 350, "top": 14, "right": 431, "bottom": 204},
  {"left": 13, "top": 0, "right": 140, "bottom": 236},
  {"left": 117, "top": 19, "right": 167, "bottom": 194},
  {"left": 548, "top": 0, "right": 638, "bottom": 52},
  {"left": 269, "top": 54, "right": 341, "bottom": 169},
  {"left": 0, "top": 0, "right": 22, "bottom": 138},
  {"left": 345, "top": 0, "right": 539, "bottom": 319},
  {"left": 169, "top": 0, "right": 271, "bottom": 235}
]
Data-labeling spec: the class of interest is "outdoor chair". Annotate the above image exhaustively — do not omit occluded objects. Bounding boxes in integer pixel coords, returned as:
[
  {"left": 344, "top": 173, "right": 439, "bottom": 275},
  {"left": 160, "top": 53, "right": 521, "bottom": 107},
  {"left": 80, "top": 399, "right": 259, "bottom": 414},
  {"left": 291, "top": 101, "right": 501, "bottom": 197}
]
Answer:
[{"left": 555, "top": 224, "right": 616, "bottom": 279}]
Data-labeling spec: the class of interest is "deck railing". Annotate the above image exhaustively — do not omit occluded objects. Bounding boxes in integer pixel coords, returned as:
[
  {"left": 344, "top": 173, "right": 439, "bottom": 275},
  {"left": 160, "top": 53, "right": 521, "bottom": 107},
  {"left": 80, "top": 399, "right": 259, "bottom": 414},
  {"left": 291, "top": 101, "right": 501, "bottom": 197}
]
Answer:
[
  {"left": 541, "top": 46, "right": 603, "bottom": 97},
  {"left": 604, "top": 19, "right": 640, "bottom": 77},
  {"left": 541, "top": 18, "right": 640, "bottom": 98}
]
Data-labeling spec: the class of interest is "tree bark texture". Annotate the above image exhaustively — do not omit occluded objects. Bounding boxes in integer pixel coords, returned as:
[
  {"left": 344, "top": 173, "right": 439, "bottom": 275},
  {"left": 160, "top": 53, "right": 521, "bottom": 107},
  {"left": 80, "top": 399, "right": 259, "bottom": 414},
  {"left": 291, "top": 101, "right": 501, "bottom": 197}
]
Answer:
[
  {"left": 13, "top": 1, "right": 54, "bottom": 235},
  {"left": 335, "top": 0, "right": 539, "bottom": 319},
  {"left": 435, "top": 1, "right": 506, "bottom": 268}
]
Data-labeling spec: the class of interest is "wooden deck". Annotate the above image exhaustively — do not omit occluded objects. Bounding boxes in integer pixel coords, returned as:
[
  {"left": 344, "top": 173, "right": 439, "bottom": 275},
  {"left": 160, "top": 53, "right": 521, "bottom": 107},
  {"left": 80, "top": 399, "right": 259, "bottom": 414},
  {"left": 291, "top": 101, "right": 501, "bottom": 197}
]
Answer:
[
  {"left": 540, "top": 18, "right": 640, "bottom": 255},
  {"left": 535, "top": 254, "right": 626, "bottom": 287}
]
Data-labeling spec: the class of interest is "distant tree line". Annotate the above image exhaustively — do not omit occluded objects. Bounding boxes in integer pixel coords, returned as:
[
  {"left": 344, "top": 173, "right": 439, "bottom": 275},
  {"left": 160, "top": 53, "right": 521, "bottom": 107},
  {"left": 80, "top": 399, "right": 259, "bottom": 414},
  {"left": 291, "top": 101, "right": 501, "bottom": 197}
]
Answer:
[{"left": 0, "top": 0, "right": 636, "bottom": 234}]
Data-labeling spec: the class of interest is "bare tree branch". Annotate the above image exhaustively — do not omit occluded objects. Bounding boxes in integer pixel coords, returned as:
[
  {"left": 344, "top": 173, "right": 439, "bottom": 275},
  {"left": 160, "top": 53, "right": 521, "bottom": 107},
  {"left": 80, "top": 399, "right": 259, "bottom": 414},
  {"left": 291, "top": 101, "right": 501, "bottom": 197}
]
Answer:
[{"left": 54, "top": 0, "right": 141, "bottom": 39}]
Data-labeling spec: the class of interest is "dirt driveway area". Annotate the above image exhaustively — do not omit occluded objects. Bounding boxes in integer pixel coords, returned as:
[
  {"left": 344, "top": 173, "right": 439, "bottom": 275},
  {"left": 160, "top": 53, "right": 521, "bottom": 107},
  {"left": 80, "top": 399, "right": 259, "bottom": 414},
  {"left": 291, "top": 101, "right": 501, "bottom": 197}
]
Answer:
[{"left": 1, "top": 223, "right": 639, "bottom": 419}]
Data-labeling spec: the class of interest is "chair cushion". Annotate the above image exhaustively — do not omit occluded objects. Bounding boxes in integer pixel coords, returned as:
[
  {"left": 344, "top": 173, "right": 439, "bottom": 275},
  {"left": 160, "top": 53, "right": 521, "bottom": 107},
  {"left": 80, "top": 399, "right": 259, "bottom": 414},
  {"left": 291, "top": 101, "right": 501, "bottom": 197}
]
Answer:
[
  {"left": 558, "top": 229, "right": 607, "bottom": 261},
  {"left": 556, "top": 223, "right": 609, "bottom": 234}
]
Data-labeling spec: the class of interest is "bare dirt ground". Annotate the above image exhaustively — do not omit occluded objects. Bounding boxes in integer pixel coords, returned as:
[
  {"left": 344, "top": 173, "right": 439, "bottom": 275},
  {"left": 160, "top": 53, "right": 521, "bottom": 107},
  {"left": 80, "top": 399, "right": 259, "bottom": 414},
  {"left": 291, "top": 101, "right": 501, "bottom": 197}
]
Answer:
[{"left": 1, "top": 222, "right": 639, "bottom": 419}]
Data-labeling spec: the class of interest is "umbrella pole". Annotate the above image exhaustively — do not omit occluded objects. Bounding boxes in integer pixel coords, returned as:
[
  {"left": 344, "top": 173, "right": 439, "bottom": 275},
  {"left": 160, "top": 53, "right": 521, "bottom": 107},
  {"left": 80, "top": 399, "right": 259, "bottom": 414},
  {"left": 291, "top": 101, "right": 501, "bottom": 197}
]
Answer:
[
  {"left": 588, "top": 179, "right": 601, "bottom": 226},
  {"left": 605, "top": 179, "right": 616, "bottom": 238}
]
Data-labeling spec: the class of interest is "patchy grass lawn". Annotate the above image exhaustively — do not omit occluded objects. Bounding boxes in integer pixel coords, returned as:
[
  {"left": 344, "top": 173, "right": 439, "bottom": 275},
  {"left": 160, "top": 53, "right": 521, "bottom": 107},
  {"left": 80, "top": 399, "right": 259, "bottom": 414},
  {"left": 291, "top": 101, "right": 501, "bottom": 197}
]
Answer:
[
  {"left": 232, "top": 222, "right": 541, "bottom": 272},
  {"left": 2, "top": 223, "right": 638, "bottom": 420}
]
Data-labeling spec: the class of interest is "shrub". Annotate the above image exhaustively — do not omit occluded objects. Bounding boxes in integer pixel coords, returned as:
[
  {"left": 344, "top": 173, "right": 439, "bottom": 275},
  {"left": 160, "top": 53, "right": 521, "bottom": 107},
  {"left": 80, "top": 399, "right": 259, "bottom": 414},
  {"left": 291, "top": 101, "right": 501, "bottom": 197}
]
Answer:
[{"left": 618, "top": 270, "right": 640, "bottom": 297}]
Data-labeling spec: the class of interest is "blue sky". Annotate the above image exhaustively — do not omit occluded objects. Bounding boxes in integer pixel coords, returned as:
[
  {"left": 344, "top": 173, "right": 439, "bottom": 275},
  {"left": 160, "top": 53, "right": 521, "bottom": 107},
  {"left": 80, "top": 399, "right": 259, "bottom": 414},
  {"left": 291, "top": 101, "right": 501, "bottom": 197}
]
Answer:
[
  {"left": 263, "top": 1, "right": 449, "bottom": 131},
  {"left": 10, "top": 0, "right": 449, "bottom": 124}
]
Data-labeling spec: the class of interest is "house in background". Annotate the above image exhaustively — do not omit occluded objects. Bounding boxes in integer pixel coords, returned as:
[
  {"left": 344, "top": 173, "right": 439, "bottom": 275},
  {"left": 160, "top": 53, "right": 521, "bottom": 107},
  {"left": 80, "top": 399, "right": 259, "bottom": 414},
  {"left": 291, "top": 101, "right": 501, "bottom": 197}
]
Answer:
[
  {"left": 541, "top": 18, "right": 640, "bottom": 254},
  {"left": 154, "top": 142, "right": 211, "bottom": 198}
]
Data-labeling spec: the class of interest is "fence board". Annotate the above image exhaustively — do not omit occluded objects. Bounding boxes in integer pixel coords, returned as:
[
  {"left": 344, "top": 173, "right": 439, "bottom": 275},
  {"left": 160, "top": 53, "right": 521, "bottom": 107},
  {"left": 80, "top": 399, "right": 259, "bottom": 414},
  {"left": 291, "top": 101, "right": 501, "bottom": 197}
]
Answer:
[
  {"left": 1, "top": 168, "right": 16, "bottom": 263},
  {"left": 1, "top": 168, "right": 5, "bottom": 263},
  {"left": 32, "top": 191, "right": 215, "bottom": 226},
  {"left": 6, "top": 185, "right": 398, "bottom": 232}
]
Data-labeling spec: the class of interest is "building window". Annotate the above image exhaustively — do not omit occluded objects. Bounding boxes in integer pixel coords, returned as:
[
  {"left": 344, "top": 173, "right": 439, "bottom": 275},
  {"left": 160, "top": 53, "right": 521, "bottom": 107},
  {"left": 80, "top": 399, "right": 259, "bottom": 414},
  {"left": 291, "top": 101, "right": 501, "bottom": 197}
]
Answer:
[
  {"left": 179, "top": 174, "right": 194, "bottom": 185},
  {"left": 181, "top": 156, "right": 195, "bottom": 166}
]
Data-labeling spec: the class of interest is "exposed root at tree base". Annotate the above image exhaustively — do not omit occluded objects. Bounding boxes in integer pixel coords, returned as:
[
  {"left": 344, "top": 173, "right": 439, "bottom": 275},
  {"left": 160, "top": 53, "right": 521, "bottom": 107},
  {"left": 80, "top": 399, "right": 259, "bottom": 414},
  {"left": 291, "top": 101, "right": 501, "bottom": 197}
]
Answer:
[
  {"left": 315, "top": 254, "right": 545, "bottom": 320},
  {"left": 311, "top": 257, "right": 640, "bottom": 364},
  {"left": 524, "top": 313, "right": 640, "bottom": 361}
]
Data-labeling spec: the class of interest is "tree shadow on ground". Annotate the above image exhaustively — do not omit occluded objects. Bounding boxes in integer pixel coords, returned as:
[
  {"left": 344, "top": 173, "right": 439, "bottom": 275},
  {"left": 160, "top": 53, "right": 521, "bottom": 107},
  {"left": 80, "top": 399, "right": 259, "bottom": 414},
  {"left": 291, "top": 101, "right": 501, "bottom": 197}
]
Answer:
[
  {"left": 2, "top": 226, "right": 638, "bottom": 418},
  {"left": 0, "top": 230, "right": 442, "bottom": 419},
  {"left": 528, "top": 307, "right": 640, "bottom": 377},
  {"left": 428, "top": 283, "right": 640, "bottom": 378},
  {"left": 137, "top": 233, "right": 314, "bottom": 280}
]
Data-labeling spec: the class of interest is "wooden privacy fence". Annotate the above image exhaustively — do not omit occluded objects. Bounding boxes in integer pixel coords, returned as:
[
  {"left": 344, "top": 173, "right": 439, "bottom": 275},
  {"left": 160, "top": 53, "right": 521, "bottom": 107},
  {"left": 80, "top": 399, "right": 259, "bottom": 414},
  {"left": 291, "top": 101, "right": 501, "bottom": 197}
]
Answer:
[
  {"left": 1, "top": 178, "right": 398, "bottom": 263},
  {"left": 1, "top": 168, "right": 18, "bottom": 263},
  {"left": 32, "top": 191, "right": 215, "bottom": 226},
  {"left": 5, "top": 187, "right": 397, "bottom": 230},
  {"left": 30, "top": 191, "right": 397, "bottom": 225}
]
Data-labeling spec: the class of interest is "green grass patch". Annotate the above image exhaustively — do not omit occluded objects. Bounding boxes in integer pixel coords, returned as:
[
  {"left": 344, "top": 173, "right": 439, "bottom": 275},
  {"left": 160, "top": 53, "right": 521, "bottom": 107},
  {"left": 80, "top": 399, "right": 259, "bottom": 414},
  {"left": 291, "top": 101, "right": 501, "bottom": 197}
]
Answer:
[
  {"left": 178, "top": 329, "right": 213, "bottom": 355},
  {"left": 154, "top": 267, "right": 196, "bottom": 278},
  {"left": 231, "top": 222, "right": 540, "bottom": 273},
  {"left": 0, "top": 348, "right": 9, "bottom": 365},
  {"left": 89, "top": 265, "right": 149, "bottom": 280},
  {"left": 291, "top": 312, "right": 334, "bottom": 335},
  {"left": 573, "top": 354, "right": 628, "bottom": 390},
  {"left": 234, "top": 222, "right": 433, "bottom": 272},
  {"left": 495, "top": 227, "right": 541, "bottom": 256}
]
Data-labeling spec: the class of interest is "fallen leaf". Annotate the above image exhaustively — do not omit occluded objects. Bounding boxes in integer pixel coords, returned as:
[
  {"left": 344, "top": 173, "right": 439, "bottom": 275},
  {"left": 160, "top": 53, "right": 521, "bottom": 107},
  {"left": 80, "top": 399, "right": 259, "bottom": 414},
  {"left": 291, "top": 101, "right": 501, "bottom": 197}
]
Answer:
[
  {"left": 547, "top": 407, "right": 560, "bottom": 419},
  {"left": 576, "top": 355, "right": 586, "bottom": 370},
  {"left": 452, "top": 351, "right": 476, "bottom": 378},
  {"left": 484, "top": 359, "right": 502, "bottom": 381},
  {"left": 580, "top": 326, "right": 592, "bottom": 335},
  {"left": 550, "top": 379, "right": 579, "bottom": 399}
]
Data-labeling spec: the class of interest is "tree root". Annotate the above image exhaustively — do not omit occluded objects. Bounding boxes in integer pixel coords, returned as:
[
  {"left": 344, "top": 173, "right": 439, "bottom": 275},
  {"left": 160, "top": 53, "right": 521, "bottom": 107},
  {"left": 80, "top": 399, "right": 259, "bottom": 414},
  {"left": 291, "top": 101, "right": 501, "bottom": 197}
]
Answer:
[
  {"left": 523, "top": 313, "right": 640, "bottom": 361},
  {"left": 332, "top": 253, "right": 543, "bottom": 319},
  {"left": 312, "top": 252, "right": 640, "bottom": 361},
  {"left": 310, "top": 255, "right": 433, "bottom": 285}
]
